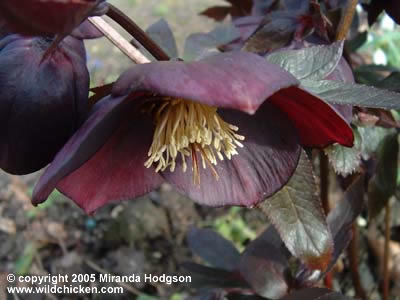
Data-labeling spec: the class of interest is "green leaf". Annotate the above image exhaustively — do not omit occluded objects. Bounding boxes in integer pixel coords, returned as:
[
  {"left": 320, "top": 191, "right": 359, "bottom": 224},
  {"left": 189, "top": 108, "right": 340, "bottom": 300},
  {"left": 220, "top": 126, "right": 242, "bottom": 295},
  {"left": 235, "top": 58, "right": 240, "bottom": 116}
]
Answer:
[
  {"left": 257, "top": 150, "right": 333, "bottom": 271},
  {"left": 325, "top": 128, "right": 362, "bottom": 176},
  {"left": 375, "top": 72, "right": 400, "bottom": 92},
  {"left": 266, "top": 41, "right": 344, "bottom": 81},
  {"left": 146, "top": 19, "right": 178, "bottom": 58},
  {"left": 346, "top": 31, "right": 368, "bottom": 53},
  {"left": 302, "top": 80, "right": 400, "bottom": 110},
  {"left": 14, "top": 242, "right": 37, "bottom": 276},
  {"left": 368, "top": 132, "right": 399, "bottom": 220}
]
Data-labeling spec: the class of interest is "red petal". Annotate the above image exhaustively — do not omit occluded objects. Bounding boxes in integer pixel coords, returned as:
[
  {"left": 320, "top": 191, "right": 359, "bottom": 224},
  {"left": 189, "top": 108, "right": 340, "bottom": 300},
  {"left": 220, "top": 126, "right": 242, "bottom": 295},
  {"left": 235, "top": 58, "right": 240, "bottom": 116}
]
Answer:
[{"left": 270, "top": 87, "right": 354, "bottom": 148}]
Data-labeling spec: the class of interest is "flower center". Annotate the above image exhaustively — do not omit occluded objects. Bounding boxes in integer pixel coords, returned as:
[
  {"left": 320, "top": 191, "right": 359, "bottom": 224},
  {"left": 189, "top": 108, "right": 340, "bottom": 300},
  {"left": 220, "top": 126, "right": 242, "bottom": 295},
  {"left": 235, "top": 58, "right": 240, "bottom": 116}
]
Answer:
[{"left": 144, "top": 98, "right": 245, "bottom": 185}]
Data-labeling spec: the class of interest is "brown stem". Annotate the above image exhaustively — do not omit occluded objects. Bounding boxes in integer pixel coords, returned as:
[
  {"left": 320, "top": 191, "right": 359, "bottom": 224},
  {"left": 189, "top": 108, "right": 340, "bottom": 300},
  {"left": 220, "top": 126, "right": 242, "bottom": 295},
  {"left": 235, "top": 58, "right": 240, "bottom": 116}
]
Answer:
[
  {"left": 348, "top": 224, "right": 368, "bottom": 300},
  {"left": 89, "top": 17, "right": 150, "bottom": 64},
  {"left": 336, "top": 0, "right": 358, "bottom": 41},
  {"left": 320, "top": 152, "right": 330, "bottom": 215},
  {"left": 106, "top": 4, "right": 170, "bottom": 61},
  {"left": 319, "top": 151, "right": 332, "bottom": 288},
  {"left": 383, "top": 202, "right": 391, "bottom": 300}
]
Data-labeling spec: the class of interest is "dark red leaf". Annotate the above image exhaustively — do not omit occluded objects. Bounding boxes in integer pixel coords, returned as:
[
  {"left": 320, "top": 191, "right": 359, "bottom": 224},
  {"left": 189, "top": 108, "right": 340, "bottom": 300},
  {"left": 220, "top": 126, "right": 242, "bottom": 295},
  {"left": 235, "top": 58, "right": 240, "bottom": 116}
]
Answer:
[
  {"left": 368, "top": 132, "right": 399, "bottom": 219},
  {"left": 200, "top": 6, "right": 233, "bottom": 22},
  {"left": 187, "top": 228, "right": 240, "bottom": 271},
  {"left": 258, "top": 151, "right": 334, "bottom": 271},
  {"left": 239, "top": 226, "right": 290, "bottom": 299}
]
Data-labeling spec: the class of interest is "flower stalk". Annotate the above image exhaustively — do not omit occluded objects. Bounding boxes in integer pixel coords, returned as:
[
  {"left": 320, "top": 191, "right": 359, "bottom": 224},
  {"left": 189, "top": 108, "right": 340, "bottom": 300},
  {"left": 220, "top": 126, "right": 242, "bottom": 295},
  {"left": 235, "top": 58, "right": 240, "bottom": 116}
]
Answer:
[
  {"left": 383, "top": 201, "right": 391, "bottom": 300},
  {"left": 89, "top": 16, "right": 150, "bottom": 64},
  {"left": 106, "top": 4, "right": 170, "bottom": 61},
  {"left": 336, "top": 0, "right": 358, "bottom": 41}
]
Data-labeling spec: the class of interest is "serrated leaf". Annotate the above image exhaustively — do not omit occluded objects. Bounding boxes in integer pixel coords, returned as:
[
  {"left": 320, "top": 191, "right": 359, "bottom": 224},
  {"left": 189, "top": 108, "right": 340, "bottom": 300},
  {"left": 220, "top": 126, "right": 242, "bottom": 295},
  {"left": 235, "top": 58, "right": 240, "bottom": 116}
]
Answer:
[
  {"left": 187, "top": 228, "right": 240, "bottom": 271},
  {"left": 239, "top": 226, "right": 289, "bottom": 299},
  {"left": 302, "top": 80, "right": 400, "bottom": 110},
  {"left": 257, "top": 150, "right": 333, "bottom": 271},
  {"left": 358, "top": 126, "right": 389, "bottom": 160},
  {"left": 146, "top": 19, "right": 178, "bottom": 58},
  {"left": 325, "top": 128, "right": 362, "bottom": 176},
  {"left": 368, "top": 132, "right": 399, "bottom": 220},
  {"left": 266, "top": 42, "right": 344, "bottom": 81}
]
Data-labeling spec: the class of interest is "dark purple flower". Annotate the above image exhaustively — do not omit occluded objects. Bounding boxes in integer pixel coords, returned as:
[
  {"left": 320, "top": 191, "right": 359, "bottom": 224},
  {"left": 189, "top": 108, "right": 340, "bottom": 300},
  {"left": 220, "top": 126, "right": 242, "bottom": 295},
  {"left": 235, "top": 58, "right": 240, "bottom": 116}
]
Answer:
[
  {"left": 0, "top": 0, "right": 107, "bottom": 36},
  {"left": 33, "top": 51, "right": 353, "bottom": 213},
  {"left": 0, "top": 33, "right": 89, "bottom": 174}
]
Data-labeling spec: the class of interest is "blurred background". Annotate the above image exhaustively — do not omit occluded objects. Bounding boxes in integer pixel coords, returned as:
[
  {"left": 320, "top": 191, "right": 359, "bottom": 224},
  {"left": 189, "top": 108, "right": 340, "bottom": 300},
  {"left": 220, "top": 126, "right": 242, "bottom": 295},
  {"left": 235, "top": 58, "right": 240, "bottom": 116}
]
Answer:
[{"left": 1, "top": 1, "right": 400, "bottom": 299}]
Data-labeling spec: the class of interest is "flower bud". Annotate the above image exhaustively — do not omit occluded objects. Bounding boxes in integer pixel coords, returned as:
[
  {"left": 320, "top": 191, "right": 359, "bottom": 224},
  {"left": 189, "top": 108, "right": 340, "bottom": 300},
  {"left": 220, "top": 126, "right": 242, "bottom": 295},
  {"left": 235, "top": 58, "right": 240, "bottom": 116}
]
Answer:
[{"left": 0, "top": 34, "right": 89, "bottom": 174}]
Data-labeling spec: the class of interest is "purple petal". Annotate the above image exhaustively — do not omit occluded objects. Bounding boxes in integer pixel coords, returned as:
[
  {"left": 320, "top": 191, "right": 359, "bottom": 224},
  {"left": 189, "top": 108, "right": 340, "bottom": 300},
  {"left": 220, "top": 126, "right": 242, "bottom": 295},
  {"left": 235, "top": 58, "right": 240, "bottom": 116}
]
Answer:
[
  {"left": 112, "top": 51, "right": 300, "bottom": 114},
  {"left": 56, "top": 113, "right": 163, "bottom": 214},
  {"left": 162, "top": 102, "right": 301, "bottom": 207},
  {"left": 71, "top": 20, "right": 103, "bottom": 40},
  {"left": 32, "top": 93, "right": 150, "bottom": 208}
]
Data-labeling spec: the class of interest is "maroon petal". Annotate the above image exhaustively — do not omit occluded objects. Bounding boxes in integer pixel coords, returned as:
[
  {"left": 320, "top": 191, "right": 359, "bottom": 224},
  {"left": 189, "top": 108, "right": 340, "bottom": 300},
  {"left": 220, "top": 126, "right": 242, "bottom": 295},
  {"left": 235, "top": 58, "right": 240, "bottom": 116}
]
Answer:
[
  {"left": 56, "top": 113, "right": 163, "bottom": 214},
  {"left": 112, "top": 51, "right": 300, "bottom": 114},
  {"left": 32, "top": 93, "right": 150, "bottom": 208},
  {"left": 0, "top": 0, "right": 98, "bottom": 36},
  {"left": 162, "top": 102, "right": 301, "bottom": 207},
  {"left": 270, "top": 87, "right": 354, "bottom": 148}
]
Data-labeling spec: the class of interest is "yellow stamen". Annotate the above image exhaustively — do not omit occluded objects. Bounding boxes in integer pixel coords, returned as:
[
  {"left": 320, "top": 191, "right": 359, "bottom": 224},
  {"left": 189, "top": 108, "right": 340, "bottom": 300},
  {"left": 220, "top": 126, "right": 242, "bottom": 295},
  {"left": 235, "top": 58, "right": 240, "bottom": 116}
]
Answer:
[{"left": 144, "top": 98, "right": 245, "bottom": 184}]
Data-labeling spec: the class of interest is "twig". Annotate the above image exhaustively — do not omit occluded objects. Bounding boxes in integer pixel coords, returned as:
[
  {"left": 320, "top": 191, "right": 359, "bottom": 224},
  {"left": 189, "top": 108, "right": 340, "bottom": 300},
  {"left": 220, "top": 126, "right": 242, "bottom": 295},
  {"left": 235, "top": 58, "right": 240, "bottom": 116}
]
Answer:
[
  {"left": 336, "top": 0, "right": 358, "bottom": 41},
  {"left": 85, "top": 259, "right": 142, "bottom": 296},
  {"left": 348, "top": 224, "right": 368, "bottom": 300},
  {"left": 383, "top": 202, "right": 391, "bottom": 300},
  {"left": 88, "top": 16, "right": 150, "bottom": 64},
  {"left": 106, "top": 4, "right": 170, "bottom": 61}
]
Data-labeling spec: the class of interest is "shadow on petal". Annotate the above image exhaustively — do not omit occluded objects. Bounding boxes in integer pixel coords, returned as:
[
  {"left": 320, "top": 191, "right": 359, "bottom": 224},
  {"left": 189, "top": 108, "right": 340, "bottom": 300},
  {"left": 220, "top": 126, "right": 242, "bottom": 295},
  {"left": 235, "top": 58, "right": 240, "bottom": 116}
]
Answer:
[{"left": 162, "top": 102, "right": 301, "bottom": 207}]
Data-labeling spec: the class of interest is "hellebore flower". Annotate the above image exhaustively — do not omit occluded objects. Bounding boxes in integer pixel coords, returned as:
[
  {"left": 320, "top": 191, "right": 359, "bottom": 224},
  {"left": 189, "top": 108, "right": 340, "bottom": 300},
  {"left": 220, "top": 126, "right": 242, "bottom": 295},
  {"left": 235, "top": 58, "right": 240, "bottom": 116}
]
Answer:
[
  {"left": 32, "top": 51, "right": 353, "bottom": 213},
  {"left": 0, "top": 0, "right": 108, "bottom": 36},
  {"left": 0, "top": 33, "right": 89, "bottom": 175}
]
